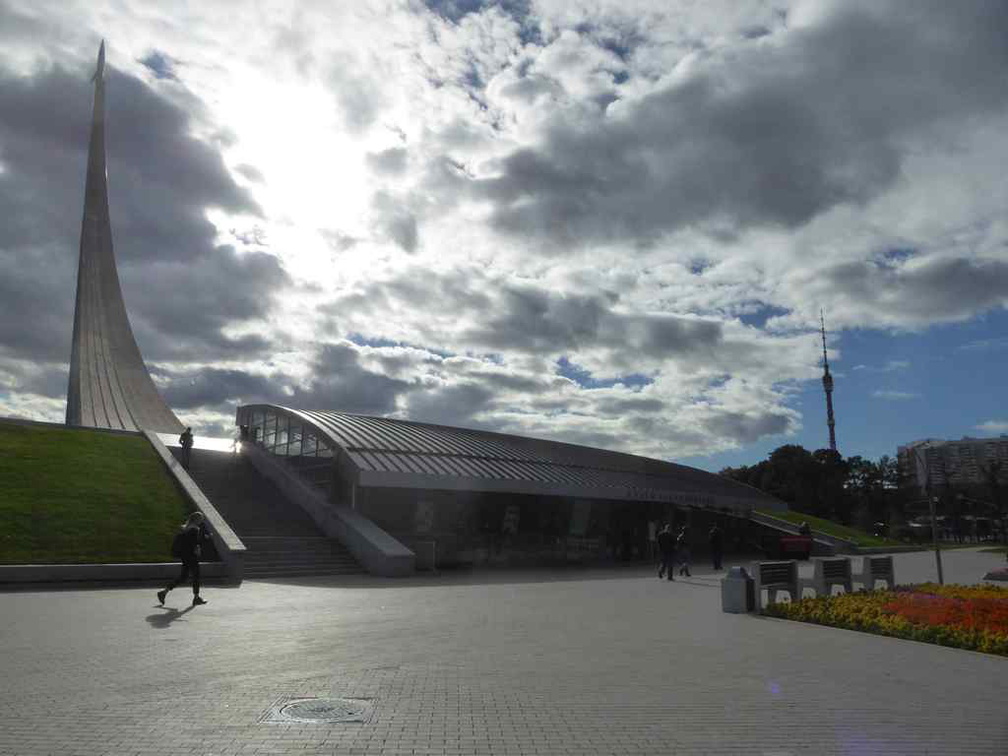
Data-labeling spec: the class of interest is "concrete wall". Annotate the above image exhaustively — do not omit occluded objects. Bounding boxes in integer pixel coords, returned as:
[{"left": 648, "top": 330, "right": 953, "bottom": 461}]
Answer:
[
  {"left": 0, "top": 562, "right": 230, "bottom": 585},
  {"left": 242, "top": 443, "right": 414, "bottom": 577},
  {"left": 143, "top": 431, "right": 246, "bottom": 582}
]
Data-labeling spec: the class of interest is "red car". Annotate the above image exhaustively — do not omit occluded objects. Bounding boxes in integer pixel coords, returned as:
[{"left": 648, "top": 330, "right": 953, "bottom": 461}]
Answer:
[{"left": 777, "top": 534, "right": 813, "bottom": 560}]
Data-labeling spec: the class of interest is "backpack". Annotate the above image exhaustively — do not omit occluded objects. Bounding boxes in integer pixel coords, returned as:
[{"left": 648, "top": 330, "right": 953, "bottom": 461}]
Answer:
[{"left": 170, "top": 531, "right": 186, "bottom": 558}]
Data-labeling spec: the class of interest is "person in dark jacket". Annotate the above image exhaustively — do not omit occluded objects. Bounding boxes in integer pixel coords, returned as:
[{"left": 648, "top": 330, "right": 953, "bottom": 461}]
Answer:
[
  {"left": 157, "top": 512, "right": 208, "bottom": 606},
  {"left": 656, "top": 524, "right": 676, "bottom": 580},
  {"left": 676, "top": 527, "right": 692, "bottom": 577},
  {"left": 179, "top": 427, "right": 194, "bottom": 470},
  {"left": 709, "top": 523, "right": 724, "bottom": 570}
]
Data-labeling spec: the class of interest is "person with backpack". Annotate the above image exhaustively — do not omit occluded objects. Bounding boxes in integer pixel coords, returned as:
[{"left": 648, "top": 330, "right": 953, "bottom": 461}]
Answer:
[
  {"left": 157, "top": 511, "right": 208, "bottom": 607},
  {"left": 676, "top": 526, "right": 692, "bottom": 577},
  {"left": 656, "top": 524, "right": 676, "bottom": 581}
]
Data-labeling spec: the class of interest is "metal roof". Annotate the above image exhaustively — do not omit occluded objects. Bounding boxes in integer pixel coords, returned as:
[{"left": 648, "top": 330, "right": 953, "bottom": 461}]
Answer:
[{"left": 238, "top": 404, "right": 783, "bottom": 512}]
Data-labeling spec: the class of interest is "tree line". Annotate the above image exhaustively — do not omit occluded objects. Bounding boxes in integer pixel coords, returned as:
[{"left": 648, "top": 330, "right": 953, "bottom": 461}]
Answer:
[{"left": 719, "top": 444, "right": 1006, "bottom": 541}]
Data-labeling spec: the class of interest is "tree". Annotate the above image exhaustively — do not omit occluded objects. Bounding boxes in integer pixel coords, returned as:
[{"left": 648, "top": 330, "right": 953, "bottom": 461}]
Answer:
[
  {"left": 845, "top": 456, "right": 882, "bottom": 530},
  {"left": 722, "top": 445, "right": 903, "bottom": 531},
  {"left": 981, "top": 460, "right": 1006, "bottom": 544}
]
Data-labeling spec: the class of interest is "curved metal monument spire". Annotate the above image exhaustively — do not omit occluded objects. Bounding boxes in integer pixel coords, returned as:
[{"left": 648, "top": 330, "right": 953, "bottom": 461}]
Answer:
[{"left": 65, "top": 41, "right": 183, "bottom": 433}]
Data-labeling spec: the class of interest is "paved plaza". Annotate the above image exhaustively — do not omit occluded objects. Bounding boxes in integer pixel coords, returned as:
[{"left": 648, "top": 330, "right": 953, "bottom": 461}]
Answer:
[{"left": 2, "top": 548, "right": 1006, "bottom": 756}]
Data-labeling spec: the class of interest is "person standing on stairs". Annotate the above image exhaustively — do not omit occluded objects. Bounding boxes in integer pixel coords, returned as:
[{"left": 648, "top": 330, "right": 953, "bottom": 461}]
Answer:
[
  {"left": 158, "top": 511, "right": 208, "bottom": 607},
  {"left": 179, "top": 426, "right": 194, "bottom": 470}
]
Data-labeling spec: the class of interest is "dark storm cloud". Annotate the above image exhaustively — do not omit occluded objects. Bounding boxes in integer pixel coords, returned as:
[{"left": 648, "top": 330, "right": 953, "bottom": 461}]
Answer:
[
  {"left": 473, "top": 286, "right": 614, "bottom": 353},
  {"left": 403, "top": 381, "right": 496, "bottom": 427},
  {"left": 0, "top": 60, "right": 280, "bottom": 371},
  {"left": 702, "top": 409, "right": 793, "bottom": 444},
  {"left": 161, "top": 368, "right": 277, "bottom": 409},
  {"left": 296, "top": 343, "right": 413, "bottom": 415},
  {"left": 0, "top": 244, "right": 74, "bottom": 361},
  {"left": 470, "top": 284, "right": 724, "bottom": 360},
  {"left": 593, "top": 395, "right": 665, "bottom": 417},
  {"left": 161, "top": 342, "right": 413, "bottom": 414},
  {"left": 121, "top": 247, "right": 289, "bottom": 361},
  {"left": 324, "top": 268, "right": 725, "bottom": 364},
  {"left": 473, "top": 1, "right": 1008, "bottom": 245},
  {"left": 464, "top": 368, "right": 552, "bottom": 394},
  {"left": 815, "top": 257, "right": 1008, "bottom": 325},
  {"left": 0, "top": 65, "right": 258, "bottom": 261},
  {"left": 0, "top": 358, "right": 68, "bottom": 399}
]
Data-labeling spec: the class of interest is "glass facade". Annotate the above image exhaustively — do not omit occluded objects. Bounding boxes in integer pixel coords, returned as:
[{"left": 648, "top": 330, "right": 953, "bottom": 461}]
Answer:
[{"left": 239, "top": 406, "right": 340, "bottom": 499}]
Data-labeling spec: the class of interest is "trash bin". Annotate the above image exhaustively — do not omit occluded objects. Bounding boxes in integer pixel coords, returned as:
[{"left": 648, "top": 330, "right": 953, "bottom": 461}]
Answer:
[{"left": 721, "top": 565, "right": 755, "bottom": 613}]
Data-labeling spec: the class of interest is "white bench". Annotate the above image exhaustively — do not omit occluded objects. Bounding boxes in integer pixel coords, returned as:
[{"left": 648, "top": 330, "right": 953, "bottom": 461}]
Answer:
[
  {"left": 811, "top": 557, "right": 853, "bottom": 597},
  {"left": 855, "top": 555, "right": 895, "bottom": 591},
  {"left": 754, "top": 560, "right": 800, "bottom": 609}
]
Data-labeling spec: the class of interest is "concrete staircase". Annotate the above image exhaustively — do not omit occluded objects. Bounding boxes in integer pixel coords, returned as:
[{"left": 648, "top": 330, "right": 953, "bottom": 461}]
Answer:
[{"left": 174, "top": 448, "right": 362, "bottom": 578}]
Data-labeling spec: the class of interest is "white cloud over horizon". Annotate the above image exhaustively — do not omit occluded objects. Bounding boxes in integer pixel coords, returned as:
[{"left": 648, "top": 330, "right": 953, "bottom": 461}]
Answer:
[
  {"left": 976, "top": 420, "right": 1008, "bottom": 435},
  {"left": 1, "top": 0, "right": 1006, "bottom": 463}
]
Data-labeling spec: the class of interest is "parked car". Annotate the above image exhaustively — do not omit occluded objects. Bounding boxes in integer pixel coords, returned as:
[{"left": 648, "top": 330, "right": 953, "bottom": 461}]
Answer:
[
  {"left": 776, "top": 533, "right": 813, "bottom": 560},
  {"left": 762, "top": 522, "right": 813, "bottom": 560}
]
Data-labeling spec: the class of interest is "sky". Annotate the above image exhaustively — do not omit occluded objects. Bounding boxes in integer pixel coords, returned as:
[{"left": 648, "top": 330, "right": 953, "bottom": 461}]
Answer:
[{"left": 0, "top": 0, "right": 1006, "bottom": 472}]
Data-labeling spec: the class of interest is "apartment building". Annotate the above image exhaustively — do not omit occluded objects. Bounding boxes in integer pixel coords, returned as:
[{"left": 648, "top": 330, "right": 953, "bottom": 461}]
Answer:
[{"left": 898, "top": 436, "right": 1008, "bottom": 493}]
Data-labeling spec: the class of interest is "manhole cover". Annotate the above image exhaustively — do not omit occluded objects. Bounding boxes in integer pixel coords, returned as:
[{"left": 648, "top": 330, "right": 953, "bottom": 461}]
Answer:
[{"left": 259, "top": 696, "right": 373, "bottom": 724}]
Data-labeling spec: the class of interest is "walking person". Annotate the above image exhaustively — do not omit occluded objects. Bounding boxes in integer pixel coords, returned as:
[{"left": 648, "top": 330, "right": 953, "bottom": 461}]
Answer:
[
  {"left": 709, "top": 523, "right": 724, "bottom": 571},
  {"left": 656, "top": 524, "right": 676, "bottom": 580},
  {"left": 676, "top": 526, "right": 691, "bottom": 577},
  {"left": 157, "top": 512, "right": 208, "bottom": 607},
  {"left": 179, "top": 426, "right": 194, "bottom": 470}
]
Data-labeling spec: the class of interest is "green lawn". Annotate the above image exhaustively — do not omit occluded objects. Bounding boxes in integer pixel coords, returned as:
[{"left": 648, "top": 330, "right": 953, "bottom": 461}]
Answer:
[
  {"left": 0, "top": 422, "right": 191, "bottom": 563},
  {"left": 756, "top": 508, "right": 903, "bottom": 548}
]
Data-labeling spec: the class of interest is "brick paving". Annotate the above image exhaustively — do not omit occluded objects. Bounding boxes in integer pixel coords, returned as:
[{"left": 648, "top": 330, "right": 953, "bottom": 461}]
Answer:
[{"left": 1, "top": 547, "right": 1006, "bottom": 755}]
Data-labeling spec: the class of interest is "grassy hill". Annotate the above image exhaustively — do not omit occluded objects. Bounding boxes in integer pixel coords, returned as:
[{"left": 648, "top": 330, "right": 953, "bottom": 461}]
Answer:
[
  {"left": 0, "top": 422, "right": 190, "bottom": 563},
  {"left": 756, "top": 508, "right": 903, "bottom": 548}
]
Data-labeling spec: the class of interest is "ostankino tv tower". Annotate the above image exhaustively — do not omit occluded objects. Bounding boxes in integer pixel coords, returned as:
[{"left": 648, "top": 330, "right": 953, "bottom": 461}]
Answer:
[{"left": 820, "top": 310, "right": 837, "bottom": 452}]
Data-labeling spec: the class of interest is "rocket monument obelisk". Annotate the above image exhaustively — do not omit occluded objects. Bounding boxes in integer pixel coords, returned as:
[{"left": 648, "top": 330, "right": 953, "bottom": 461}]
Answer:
[{"left": 65, "top": 41, "right": 183, "bottom": 433}]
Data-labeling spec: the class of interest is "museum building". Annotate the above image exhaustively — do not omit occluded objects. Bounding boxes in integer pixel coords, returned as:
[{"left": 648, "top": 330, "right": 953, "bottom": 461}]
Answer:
[{"left": 236, "top": 404, "right": 786, "bottom": 566}]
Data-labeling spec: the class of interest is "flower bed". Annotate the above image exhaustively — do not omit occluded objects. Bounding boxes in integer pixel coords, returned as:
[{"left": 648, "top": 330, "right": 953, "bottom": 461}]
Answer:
[{"left": 762, "top": 583, "right": 1008, "bottom": 655}]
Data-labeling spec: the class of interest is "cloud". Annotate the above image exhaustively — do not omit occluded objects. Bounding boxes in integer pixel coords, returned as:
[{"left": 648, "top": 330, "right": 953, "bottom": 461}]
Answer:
[
  {"left": 371, "top": 192, "right": 419, "bottom": 253},
  {"left": 0, "top": 57, "right": 283, "bottom": 373},
  {"left": 4, "top": 0, "right": 1005, "bottom": 464},
  {"left": 872, "top": 390, "right": 920, "bottom": 401},
  {"left": 959, "top": 337, "right": 1008, "bottom": 352},
  {"left": 468, "top": 0, "right": 1008, "bottom": 246},
  {"left": 796, "top": 257, "right": 1008, "bottom": 329},
  {"left": 975, "top": 420, "right": 1008, "bottom": 434},
  {"left": 162, "top": 341, "right": 413, "bottom": 416},
  {"left": 702, "top": 409, "right": 792, "bottom": 445},
  {"left": 852, "top": 360, "right": 910, "bottom": 373},
  {"left": 328, "top": 52, "right": 386, "bottom": 134},
  {"left": 366, "top": 147, "right": 409, "bottom": 175}
]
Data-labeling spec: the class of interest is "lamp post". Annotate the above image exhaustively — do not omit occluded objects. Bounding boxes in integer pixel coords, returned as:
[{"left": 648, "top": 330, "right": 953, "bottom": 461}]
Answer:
[
  {"left": 911, "top": 445, "right": 944, "bottom": 585},
  {"left": 928, "top": 493, "right": 944, "bottom": 585}
]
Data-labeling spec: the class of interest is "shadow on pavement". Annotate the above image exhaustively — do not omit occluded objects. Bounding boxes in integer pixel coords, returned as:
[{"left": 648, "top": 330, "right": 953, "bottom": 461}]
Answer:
[
  {"left": 247, "top": 557, "right": 765, "bottom": 590},
  {"left": 146, "top": 605, "right": 196, "bottom": 628},
  {"left": 0, "top": 577, "right": 241, "bottom": 593}
]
